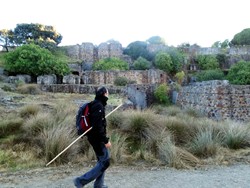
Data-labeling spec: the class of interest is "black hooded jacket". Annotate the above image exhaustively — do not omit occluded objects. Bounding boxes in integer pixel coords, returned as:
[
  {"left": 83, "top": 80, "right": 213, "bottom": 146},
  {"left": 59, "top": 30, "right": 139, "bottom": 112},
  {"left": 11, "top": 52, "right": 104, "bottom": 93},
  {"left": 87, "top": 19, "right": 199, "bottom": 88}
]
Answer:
[{"left": 87, "top": 96, "right": 109, "bottom": 156}]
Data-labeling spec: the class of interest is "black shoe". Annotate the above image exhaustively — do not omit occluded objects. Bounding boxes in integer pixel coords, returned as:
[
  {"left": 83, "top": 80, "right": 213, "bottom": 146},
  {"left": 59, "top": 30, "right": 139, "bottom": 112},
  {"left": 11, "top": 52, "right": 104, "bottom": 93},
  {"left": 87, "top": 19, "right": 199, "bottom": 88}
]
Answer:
[{"left": 74, "top": 177, "right": 83, "bottom": 188}]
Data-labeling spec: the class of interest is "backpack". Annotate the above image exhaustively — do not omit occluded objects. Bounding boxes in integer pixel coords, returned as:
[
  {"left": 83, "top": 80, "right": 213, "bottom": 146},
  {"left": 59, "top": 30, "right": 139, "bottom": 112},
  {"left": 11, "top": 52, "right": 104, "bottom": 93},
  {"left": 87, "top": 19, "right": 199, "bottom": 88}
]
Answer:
[{"left": 76, "top": 102, "right": 91, "bottom": 135}]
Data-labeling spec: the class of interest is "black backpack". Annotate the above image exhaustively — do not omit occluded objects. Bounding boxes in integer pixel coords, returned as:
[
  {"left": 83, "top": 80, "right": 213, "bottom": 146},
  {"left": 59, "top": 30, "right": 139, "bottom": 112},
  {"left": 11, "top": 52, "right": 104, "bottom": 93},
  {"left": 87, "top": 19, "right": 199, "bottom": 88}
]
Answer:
[{"left": 76, "top": 102, "right": 91, "bottom": 135}]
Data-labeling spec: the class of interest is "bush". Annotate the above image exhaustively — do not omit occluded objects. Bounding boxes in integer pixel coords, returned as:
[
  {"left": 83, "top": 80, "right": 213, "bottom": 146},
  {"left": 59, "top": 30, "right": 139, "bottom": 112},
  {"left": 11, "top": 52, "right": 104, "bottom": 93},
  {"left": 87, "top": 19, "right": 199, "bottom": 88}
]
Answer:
[
  {"left": 196, "top": 69, "right": 225, "bottom": 81},
  {"left": 154, "top": 84, "right": 170, "bottom": 105},
  {"left": 133, "top": 57, "right": 152, "bottom": 70},
  {"left": 4, "top": 44, "right": 70, "bottom": 76},
  {"left": 93, "top": 57, "right": 129, "bottom": 70},
  {"left": 154, "top": 52, "right": 173, "bottom": 73},
  {"left": 114, "top": 77, "right": 129, "bottom": 86},
  {"left": 196, "top": 55, "right": 219, "bottom": 70},
  {"left": 227, "top": 60, "right": 250, "bottom": 85}
]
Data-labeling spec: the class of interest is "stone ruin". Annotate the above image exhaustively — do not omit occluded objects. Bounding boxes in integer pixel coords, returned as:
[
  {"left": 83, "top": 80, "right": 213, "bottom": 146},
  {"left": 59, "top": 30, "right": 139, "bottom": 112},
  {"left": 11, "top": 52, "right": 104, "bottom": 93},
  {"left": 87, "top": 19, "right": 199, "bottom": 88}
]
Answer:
[
  {"left": 65, "top": 42, "right": 124, "bottom": 71},
  {"left": 177, "top": 80, "right": 250, "bottom": 122}
]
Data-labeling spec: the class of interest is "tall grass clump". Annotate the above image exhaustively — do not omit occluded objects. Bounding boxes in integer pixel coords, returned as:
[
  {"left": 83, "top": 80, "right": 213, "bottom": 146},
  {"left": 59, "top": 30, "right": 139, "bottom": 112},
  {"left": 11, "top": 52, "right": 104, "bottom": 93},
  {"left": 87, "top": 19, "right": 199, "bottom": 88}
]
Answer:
[
  {"left": 109, "top": 130, "right": 128, "bottom": 163},
  {"left": 121, "top": 109, "right": 163, "bottom": 154},
  {"left": 187, "top": 126, "right": 222, "bottom": 158},
  {"left": 16, "top": 84, "right": 41, "bottom": 95},
  {"left": 41, "top": 123, "right": 79, "bottom": 165},
  {"left": 221, "top": 121, "right": 250, "bottom": 149},
  {"left": 19, "top": 104, "right": 41, "bottom": 119},
  {"left": 0, "top": 115, "right": 24, "bottom": 138},
  {"left": 157, "top": 133, "right": 200, "bottom": 169}
]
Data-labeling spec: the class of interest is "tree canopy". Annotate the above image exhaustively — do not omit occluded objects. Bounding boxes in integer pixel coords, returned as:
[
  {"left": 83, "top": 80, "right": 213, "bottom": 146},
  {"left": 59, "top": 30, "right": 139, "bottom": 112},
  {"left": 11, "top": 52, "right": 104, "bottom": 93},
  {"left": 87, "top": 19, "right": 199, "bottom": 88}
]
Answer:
[
  {"left": 1, "top": 23, "right": 62, "bottom": 51},
  {"left": 4, "top": 44, "right": 69, "bottom": 77},
  {"left": 146, "top": 36, "right": 166, "bottom": 45},
  {"left": 230, "top": 28, "right": 250, "bottom": 46},
  {"left": 124, "top": 41, "right": 153, "bottom": 61},
  {"left": 0, "top": 29, "right": 15, "bottom": 52}
]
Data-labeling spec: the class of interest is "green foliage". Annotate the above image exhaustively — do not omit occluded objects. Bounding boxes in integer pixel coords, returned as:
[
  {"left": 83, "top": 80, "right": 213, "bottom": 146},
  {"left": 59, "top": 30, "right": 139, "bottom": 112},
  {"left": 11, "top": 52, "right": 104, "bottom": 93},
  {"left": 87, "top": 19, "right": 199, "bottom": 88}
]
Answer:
[
  {"left": 165, "top": 47, "right": 185, "bottom": 73},
  {"left": 114, "top": 77, "right": 129, "bottom": 86},
  {"left": 146, "top": 36, "right": 165, "bottom": 45},
  {"left": 196, "top": 69, "right": 225, "bottom": 81},
  {"left": 196, "top": 54, "right": 219, "bottom": 70},
  {"left": 4, "top": 44, "right": 70, "bottom": 76},
  {"left": 175, "top": 71, "right": 185, "bottom": 85},
  {"left": 13, "top": 23, "right": 62, "bottom": 50},
  {"left": 154, "top": 83, "right": 170, "bottom": 104},
  {"left": 133, "top": 57, "right": 152, "bottom": 70},
  {"left": 227, "top": 60, "right": 250, "bottom": 85},
  {"left": 0, "top": 29, "right": 15, "bottom": 52},
  {"left": 212, "top": 40, "right": 230, "bottom": 48},
  {"left": 124, "top": 41, "right": 154, "bottom": 61},
  {"left": 216, "top": 53, "right": 228, "bottom": 69},
  {"left": 154, "top": 52, "right": 173, "bottom": 73},
  {"left": 231, "top": 28, "right": 250, "bottom": 46},
  {"left": 93, "top": 57, "right": 129, "bottom": 70}
]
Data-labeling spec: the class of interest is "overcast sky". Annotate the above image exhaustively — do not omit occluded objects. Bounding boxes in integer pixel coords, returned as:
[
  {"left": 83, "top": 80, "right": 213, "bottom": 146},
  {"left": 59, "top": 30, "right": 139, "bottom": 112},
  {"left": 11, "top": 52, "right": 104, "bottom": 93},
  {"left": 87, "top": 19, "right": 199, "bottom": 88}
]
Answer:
[{"left": 1, "top": 0, "right": 249, "bottom": 47}]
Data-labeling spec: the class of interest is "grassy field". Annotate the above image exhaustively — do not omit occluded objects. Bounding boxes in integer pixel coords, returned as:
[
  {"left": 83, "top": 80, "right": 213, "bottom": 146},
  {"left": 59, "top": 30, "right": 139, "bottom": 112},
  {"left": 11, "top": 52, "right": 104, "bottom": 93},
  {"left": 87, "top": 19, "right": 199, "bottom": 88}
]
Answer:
[{"left": 0, "top": 84, "right": 250, "bottom": 172}]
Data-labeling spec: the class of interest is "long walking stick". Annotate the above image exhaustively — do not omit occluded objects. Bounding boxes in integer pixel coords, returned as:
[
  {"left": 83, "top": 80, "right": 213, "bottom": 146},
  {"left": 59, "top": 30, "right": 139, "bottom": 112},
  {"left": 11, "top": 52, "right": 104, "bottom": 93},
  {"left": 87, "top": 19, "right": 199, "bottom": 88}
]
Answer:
[{"left": 46, "top": 103, "right": 123, "bottom": 167}]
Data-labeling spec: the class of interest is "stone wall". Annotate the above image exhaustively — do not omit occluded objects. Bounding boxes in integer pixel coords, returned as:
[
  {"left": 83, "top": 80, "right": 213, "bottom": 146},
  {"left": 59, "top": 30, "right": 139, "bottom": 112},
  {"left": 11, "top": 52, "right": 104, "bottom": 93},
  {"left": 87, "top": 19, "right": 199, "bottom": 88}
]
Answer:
[
  {"left": 81, "top": 69, "right": 168, "bottom": 85},
  {"left": 40, "top": 84, "right": 126, "bottom": 95},
  {"left": 177, "top": 80, "right": 250, "bottom": 122},
  {"left": 65, "top": 42, "right": 124, "bottom": 71},
  {"left": 127, "top": 84, "right": 157, "bottom": 109}
]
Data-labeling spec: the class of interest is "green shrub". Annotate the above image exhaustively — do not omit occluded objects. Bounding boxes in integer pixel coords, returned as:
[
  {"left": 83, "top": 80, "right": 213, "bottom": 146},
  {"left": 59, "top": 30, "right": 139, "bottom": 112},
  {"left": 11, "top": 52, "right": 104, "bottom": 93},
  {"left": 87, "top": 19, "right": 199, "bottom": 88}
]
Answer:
[
  {"left": 196, "top": 54, "right": 219, "bottom": 70},
  {"left": 2, "top": 84, "right": 12, "bottom": 92},
  {"left": 133, "top": 57, "right": 151, "bottom": 70},
  {"left": 154, "top": 84, "right": 170, "bottom": 105},
  {"left": 4, "top": 44, "right": 70, "bottom": 76},
  {"left": 114, "top": 77, "right": 129, "bottom": 86},
  {"left": 196, "top": 69, "right": 225, "bottom": 81},
  {"left": 227, "top": 60, "right": 250, "bottom": 85}
]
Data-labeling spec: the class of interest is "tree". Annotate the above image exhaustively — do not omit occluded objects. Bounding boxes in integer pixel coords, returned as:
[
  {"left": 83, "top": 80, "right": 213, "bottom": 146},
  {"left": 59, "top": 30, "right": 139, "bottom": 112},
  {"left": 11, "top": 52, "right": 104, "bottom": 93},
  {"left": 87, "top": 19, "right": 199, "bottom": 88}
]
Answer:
[
  {"left": 196, "top": 55, "right": 219, "bottom": 70},
  {"left": 4, "top": 44, "right": 69, "bottom": 77},
  {"left": 154, "top": 52, "right": 173, "bottom": 73},
  {"left": 212, "top": 40, "right": 230, "bottom": 48},
  {"left": 230, "top": 28, "right": 250, "bottom": 46},
  {"left": 13, "top": 23, "right": 62, "bottom": 50},
  {"left": 165, "top": 47, "right": 184, "bottom": 73},
  {"left": 93, "top": 57, "right": 129, "bottom": 70},
  {"left": 227, "top": 61, "right": 250, "bottom": 85},
  {"left": 123, "top": 41, "right": 153, "bottom": 61},
  {"left": 146, "top": 36, "right": 165, "bottom": 45},
  {"left": 0, "top": 29, "right": 15, "bottom": 52},
  {"left": 133, "top": 57, "right": 152, "bottom": 70},
  {"left": 154, "top": 83, "right": 170, "bottom": 105}
]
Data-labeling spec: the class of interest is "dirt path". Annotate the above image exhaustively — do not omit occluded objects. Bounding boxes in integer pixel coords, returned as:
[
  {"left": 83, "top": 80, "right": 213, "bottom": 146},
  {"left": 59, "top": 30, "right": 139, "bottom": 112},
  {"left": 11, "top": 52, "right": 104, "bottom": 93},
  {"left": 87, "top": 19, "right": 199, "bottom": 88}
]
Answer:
[{"left": 1, "top": 164, "right": 250, "bottom": 188}]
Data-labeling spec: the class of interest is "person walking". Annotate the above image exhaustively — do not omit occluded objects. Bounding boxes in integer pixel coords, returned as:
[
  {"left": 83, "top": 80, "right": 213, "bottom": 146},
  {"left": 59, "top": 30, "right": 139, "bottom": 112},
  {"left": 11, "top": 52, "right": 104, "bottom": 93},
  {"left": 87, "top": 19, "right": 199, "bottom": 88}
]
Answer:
[{"left": 74, "top": 86, "right": 111, "bottom": 188}]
